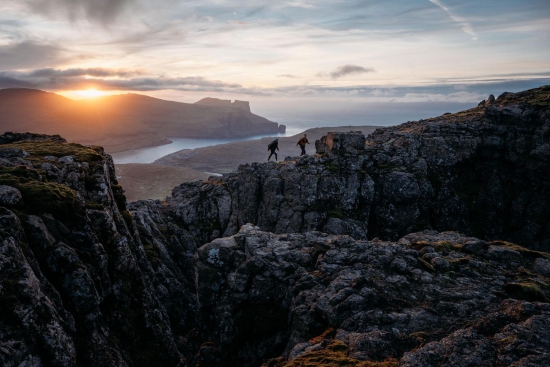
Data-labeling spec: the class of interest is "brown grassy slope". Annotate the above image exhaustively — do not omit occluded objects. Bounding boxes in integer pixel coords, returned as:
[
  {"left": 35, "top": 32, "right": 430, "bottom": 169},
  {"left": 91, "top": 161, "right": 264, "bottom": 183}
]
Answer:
[
  {"left": 155, "top": 125, "right": 381, "bottom": 173},
  {"left": 115, "top": 163, "right": 209, "bottom": 201},
  {"left": 0, "top": 89, "right": 280, "bottom": 152}
]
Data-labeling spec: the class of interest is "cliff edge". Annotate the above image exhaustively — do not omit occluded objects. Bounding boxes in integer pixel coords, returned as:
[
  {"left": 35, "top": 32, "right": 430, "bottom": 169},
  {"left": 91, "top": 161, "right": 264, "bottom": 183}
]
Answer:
[{"left": 0, "top": 85, "right": 549, "bottom": 367}]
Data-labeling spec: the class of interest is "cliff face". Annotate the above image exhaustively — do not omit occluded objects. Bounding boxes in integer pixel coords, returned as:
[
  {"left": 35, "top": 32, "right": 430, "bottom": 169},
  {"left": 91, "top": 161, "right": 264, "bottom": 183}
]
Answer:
[
  {"left": 0, "top": 86, "right": 549, "bottom": 367},
  {"left": 194, "top": 98, "right": 251, "bottom": 113},
  {"left": 0, "top": 133, "right": 191, "bottom": 367},
  {"left": 0, "top": 89, "right": 284, "bottom": 153},
  {"left": 169, "top": 86, "right": 550, "bottom": 251}
]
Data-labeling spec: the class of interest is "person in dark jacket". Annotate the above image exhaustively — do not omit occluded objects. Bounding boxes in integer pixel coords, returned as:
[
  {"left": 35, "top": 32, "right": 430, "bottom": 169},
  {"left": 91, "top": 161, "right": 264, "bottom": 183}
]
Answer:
[
  {"left": 267, "top": 138, "right": 279, "bottom": 161},
  {"left": 296, "top": 134, "right": 310, "bottom": 156}
]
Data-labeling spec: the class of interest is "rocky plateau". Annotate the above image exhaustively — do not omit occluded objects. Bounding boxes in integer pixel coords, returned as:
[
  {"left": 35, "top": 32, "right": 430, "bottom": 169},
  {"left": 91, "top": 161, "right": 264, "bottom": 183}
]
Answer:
[{"left": 0, "top": 86, "right": 549, "bottom": 366}]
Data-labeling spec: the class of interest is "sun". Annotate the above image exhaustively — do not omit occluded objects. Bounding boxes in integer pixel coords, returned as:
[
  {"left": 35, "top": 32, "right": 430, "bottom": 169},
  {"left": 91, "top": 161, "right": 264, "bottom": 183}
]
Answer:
[{"left": 77, "top": 89, "right": 105, "bottom": 98}]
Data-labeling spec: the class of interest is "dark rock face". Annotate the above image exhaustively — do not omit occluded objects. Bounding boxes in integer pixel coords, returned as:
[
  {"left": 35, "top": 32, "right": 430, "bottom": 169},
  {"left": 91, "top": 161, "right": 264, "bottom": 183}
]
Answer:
[
  {"left": 194, "top": 225, "right": 550, "bottom": 366},
  {"left": 0, "top": 134, "right": 188, "bottom": 367},
  {"left": 169, "top": 86, "right": 550, "bottom": 251},
  {"left": 1, "top": 86, "right": 550, "bottom": 367}
]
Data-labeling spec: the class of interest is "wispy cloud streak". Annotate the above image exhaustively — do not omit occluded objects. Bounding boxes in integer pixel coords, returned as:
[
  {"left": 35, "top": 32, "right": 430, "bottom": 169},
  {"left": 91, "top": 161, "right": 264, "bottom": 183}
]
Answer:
[{"left": 429, "top": 0, "right": 477, "bottom": 40}]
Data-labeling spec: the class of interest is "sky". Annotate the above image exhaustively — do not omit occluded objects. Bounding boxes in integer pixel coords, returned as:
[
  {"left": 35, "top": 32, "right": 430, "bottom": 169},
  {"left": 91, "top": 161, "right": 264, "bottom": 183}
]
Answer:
[{"left": 0, "top": 0, "right": 549, "bottom": 115}]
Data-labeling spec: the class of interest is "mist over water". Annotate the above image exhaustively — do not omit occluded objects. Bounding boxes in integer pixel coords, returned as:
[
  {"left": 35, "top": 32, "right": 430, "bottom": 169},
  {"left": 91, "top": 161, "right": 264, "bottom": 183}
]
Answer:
[
  {"left": 256, "top": 101, "right": 475, "bottom": 135},
  {"left": 112, "top": 101, "right": 475, "bottom": 163}
]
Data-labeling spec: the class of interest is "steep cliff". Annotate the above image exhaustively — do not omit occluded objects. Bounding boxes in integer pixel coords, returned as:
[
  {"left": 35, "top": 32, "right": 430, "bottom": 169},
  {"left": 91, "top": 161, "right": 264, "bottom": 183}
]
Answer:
[
  {"left": 1, "top": 86, "right": 549, "bottom": 367},
  {"left": 168, "top": 86, "right": 550, "bottom": 251},
  {"left": 0, "top": 133, "right": 192, "bottom": 367}
]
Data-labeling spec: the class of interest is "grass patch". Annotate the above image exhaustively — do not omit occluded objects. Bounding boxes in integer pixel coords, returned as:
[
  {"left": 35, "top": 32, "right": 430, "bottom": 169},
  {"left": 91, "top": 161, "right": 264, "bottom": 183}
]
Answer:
[
  {"left": 432, "top": 241, "right": 462, "bottom": 253},
  {"left": 85, "top": 200, "right": 104, "bottom": 210},
  {"left": 272, "top": 340, "right": 398, "bottom": 367},
  {"left": 5, "top": 140, "right": 103, "bottom": 162},
  {"left": 121, "top": 210, "right": 134, "bottom": 229},
  {"left": 418, "top": 258, "right": 435, "bottom": 273},
  {"left": 489, "top": 240, "right": 550, "bottom": 261},
  {"left": 328, "top": 209, "right": 343, "bottom": 219},
  {"left": 504, "top": 282, "right": 546, "bottom": 302},
  {"left": 140, "top": 234, "right": 161, "bottom": 268},
  {"left": 377, "top": 163, "right": 397, "bottom": 171},
  {"left": 326, "top": 163, "right": 339, "bottom": 173},
  {"left": 410, "top": 240, "right": 462, "bottom": 253},
  {"left": 0, "top": 166, "right": 79, "bottom": 219}
]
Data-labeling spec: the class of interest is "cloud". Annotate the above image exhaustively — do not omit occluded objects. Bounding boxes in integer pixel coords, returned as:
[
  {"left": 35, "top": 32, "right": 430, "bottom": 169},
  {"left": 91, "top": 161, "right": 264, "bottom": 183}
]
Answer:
[
  {"left": 278, "top": 74, "right": 298, "bottom": 78},
  {"left": 0, "top": 41, "right": 66, "bottom": 69},
  {"left": 26, "top": 68, "right": 143, "bottom": 78},
  {"left": 1, "top": 67, "right": 548, "bottom": 102},
  {"left": 26, "top": 0, "right": 137, "bottom": 25},
  {"left": 286, "top": 1, "right": 315, "bottom": 9},
  {"left": 319, "top": 65, "right": 375, "bottom": 79},
  {"left": 0, "top": 67, "right": 273, "bottom": 95},
  {"left": 428, "top": 0, "right": 477, "bottom": 40}
]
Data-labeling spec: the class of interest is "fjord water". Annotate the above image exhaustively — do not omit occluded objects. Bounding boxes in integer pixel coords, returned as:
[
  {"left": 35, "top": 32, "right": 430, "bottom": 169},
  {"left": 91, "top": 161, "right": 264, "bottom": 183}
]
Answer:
[
  {"left": 111, "top": 101, "right": 473, "bottom": 164},
  {"left": 111, "top": 134, "right": 288, "bottom": 164}
]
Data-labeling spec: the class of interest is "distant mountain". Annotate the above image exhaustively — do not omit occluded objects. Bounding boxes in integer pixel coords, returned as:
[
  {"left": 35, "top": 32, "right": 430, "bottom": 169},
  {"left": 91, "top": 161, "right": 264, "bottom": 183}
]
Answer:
[
  {"left": 0, "top": 88, "right": 284, "bottom": 152},
  {"left": 195, "top": 97, "right": 251, "bottom": 112}
]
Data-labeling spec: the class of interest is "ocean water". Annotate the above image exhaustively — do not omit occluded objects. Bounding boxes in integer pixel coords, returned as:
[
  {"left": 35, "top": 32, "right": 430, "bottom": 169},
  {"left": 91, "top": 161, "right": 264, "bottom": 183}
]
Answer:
[
  {"left": 111, "top": 134, "right": 287, "bottom": 164},
  {"left": 112, "top": 101, "right": 474, "bottom": 164}
]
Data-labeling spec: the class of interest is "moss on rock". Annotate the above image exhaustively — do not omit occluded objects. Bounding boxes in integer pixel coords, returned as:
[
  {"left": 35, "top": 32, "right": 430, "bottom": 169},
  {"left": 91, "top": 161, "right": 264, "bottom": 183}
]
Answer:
[
  {"left": 5, "top": 140, "right": 103, "bottom": 163},
  {"left": 504, "top": 282, "right": 546, "bottom": 302},
  {"left": 0, "top": 166, "right": 79, "bottom": 219},
  {"left": 270, "top": 341, "right": 398, "bottom": 367}
]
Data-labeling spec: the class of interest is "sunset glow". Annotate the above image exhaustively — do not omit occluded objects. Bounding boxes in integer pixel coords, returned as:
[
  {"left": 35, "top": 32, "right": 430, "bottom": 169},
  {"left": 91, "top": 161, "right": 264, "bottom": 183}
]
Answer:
[
  {"left": 0, "top": 0, "right": 549, "bottom": 109},
  {"left": 76, "top": 89, "right": 105, "bottom": 99}
]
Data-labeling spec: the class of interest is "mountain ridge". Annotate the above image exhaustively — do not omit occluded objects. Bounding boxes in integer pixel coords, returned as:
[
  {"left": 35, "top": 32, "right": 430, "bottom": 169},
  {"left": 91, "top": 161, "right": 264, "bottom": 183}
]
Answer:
[{"left": 0, "top": 88, "right": 284, "bottom": 152}]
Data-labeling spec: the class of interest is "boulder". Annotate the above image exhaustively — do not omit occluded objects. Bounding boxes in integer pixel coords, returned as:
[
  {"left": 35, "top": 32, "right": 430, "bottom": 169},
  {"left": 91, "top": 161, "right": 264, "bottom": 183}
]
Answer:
[{"left": 0, "top": 185, "right": 22, "bottom": 206}]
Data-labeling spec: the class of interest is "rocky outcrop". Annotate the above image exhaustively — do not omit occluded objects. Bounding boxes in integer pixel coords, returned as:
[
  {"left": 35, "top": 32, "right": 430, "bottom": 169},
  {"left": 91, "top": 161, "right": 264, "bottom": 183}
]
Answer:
[
  {"left": 1, "top": 86, "right": 550, "bottom": 367},
  {"left": 195, "top": 98, "right": 250, "bottom": 112},
  {"left": 169, "top": 86, "right": 550, "bottom": 251},
  {"left": 0, "top": 133, "right": 190, "bottom": 367},
  {"left": 194, "top": 225, "right": 550, "bottom": 366}
]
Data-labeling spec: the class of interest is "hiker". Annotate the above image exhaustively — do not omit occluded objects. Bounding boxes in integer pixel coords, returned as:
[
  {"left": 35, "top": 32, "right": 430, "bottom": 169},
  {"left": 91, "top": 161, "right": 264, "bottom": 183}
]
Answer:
[
  {"left": 267, "top": 138, "right": 279, "bottom": 161},
  {"left": 296, "top": 134, "right": 310, "bottom": 156}
]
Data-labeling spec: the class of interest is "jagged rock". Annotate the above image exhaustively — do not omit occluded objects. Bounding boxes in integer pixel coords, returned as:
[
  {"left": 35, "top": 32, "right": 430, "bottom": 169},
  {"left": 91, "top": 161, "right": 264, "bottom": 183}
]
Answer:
[
  {"left": 533, "top": 258, "right": 550, "bottom": 277},
  {"left": 165, "top": 86, "right": 550, "bottom": 251},
  {"left": 1, "top": 85, "right": 550, "bottom": 367},
  {"left": 193, "top": 225, "right": 550, "bottom": 366},
  {"left": 0, "top": 185, "right": 21, "bottom": 205},
  {"left": 486, "top": 94, "right": 496, "bottom": 104},
  {"left": 0, "top": 134, "right": 184, "bottom": 367},
  {"left": 430, "top": 256, "right": 450, "bottom": 271}
]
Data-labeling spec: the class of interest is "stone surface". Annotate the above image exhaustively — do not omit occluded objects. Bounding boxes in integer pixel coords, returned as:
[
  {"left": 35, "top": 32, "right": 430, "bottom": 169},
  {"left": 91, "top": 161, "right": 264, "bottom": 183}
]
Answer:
[
  {"left": 0, "top": 185, "right": 21, "bottom": 205},
  {"left": 1, "top": 86, "right": 550, "bottom": 367},
  {"left": 534, "top": 258, "right": 550, "bottom": 277},
  {"left": 165, "top": 86, "right": 550, "bottom": 251}
]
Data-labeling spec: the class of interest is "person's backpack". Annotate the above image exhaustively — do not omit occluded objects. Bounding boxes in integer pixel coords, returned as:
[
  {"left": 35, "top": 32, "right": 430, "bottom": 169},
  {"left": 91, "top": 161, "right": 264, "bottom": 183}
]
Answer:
[{"left": 268, "top": 140, "right": 277, "bottom": 150}]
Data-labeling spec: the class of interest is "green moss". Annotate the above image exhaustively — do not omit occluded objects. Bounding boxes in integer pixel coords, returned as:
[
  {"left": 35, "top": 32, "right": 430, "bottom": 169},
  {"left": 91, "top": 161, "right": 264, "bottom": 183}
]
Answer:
[
  {"left": 489, "top": 240, "right": 550, "bottom": 261},
  {"left": 377, "top": 163, "right": 396, "bottom": 171},
  {"left": 504, "top": 282, "right": 546, "bottom": 302},
  {"left": 140, "top": 234, "right": 161, "bottom": 268},
  {"left": 326, "top": 163, "right": 339, "bottom": 173},
  {"left": 121, "top": 210, "right": 134, "bottom": 229},
  {"left": 5, "top": 141, "right": 103, "bottom": 162},
  {"left": 328, "top": 209, "right": 343, "bottom": 219},
  {"left": 0, "top": 166, "right": 79, "bottom": 219},
  {"left": 432, "top": 241, "right": 462, "bottom": 253},
  {"left": 85, "top": 200, "right": 104, "bottom": 210}
]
